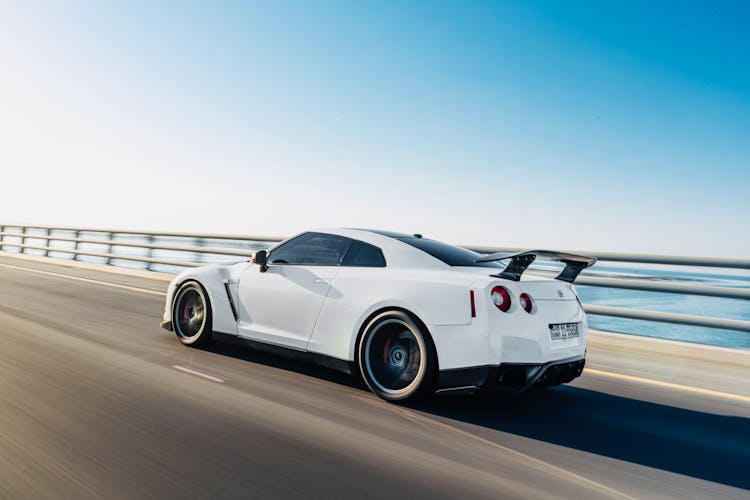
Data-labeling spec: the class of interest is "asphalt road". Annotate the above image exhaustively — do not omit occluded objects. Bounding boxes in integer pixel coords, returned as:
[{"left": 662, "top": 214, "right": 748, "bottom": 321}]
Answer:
[{"left": 0, "top": 255, "right": 748, "bottom": 499}]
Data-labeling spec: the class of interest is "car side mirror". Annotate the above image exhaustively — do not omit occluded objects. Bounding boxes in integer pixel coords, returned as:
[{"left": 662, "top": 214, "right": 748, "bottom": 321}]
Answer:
[{"left": 254, "top": 250, "right": 268, "bottom": 273}]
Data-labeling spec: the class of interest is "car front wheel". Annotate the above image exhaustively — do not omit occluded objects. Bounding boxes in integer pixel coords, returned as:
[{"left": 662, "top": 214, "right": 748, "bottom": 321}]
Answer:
[{"left": 172, "top": 281, "right": 212, "bottom": 347}]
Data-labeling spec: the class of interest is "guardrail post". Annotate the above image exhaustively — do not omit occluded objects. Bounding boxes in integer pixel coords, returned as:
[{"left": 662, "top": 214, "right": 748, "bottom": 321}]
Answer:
[
  {"left": 21, "top": 226, "right": 27, "bottom": 254},
  {"left": 44, "top": 228, "right": 51, "bottom": 257},
  {"left": 146, "top": 234, "right": 154, "bottom": 270},
  {"left": 106, "top": 232, "right": 113, "bottom": 265},
  {"left": 73, "top": 230, "right": 80, "bottom": 260},
  {"left": 0, "top": 225, "right": 4, "bottom": 251}
]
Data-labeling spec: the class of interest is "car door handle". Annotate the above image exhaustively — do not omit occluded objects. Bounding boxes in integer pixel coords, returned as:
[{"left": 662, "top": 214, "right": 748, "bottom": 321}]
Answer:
[{"left": 314, "top": 278, "right": 332, "bottom": 284}]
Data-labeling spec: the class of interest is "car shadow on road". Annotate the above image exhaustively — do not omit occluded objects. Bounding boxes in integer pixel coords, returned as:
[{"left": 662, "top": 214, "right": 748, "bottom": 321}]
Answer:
[
  {"left": 204, "top": 338, "right": 368, "bottom": 390},
  {"left": 410, "top": 385, "right": 750, "bottom": 491},
  {"left": 202, "top": 340, "right": 749, "bottom": 491}
]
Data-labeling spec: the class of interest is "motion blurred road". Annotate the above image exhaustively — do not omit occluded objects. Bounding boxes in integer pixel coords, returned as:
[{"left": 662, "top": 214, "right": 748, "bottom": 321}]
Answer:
[{"left": 0, "top": 255, "right": 748, "bottom": 499}]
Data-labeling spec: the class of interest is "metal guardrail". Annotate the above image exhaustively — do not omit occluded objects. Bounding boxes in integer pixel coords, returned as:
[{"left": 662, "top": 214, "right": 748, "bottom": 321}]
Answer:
[
  {"left": 0, "top": 225, "right": 267, "bottom": 270},
  {"left": 583, "top": 305, "right": 750, "bottom": 333},
  {"left": 1, "top": 224, "right": 749, "bottom": 334}
]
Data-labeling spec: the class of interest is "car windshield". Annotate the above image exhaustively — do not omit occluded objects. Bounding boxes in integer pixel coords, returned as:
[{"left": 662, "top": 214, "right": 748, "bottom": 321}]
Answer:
[{"left": 395, "top": 237, "right": 504, "bottom": 268}]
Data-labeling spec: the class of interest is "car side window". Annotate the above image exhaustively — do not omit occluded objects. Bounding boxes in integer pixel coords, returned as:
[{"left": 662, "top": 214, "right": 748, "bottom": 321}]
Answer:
[
  {"left": 341, "top": 240, "right": 386, "bottom": 267},
  {"left": 268, "top": 232, "right": 353, "bottom": 266}
]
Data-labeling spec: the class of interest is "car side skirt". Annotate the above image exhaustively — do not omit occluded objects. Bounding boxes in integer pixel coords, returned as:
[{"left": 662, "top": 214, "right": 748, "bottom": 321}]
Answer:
[{"left": 211, "top": 331, "right": 355, "bottom": 375}]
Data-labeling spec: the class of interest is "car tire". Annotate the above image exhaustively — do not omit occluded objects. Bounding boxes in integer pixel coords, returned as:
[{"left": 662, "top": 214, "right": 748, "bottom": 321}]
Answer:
[
  {"left": 358, "top": 310, "right": 437, "bottom": 402},
  {"left": 172, "top": 281, "right": 212, "bottom": 348}
]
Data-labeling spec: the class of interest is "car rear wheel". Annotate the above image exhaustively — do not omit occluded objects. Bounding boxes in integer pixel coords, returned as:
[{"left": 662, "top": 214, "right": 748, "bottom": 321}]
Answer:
[
  {"left": 173, "top": 281, "right": 212, "bottom": 347},
  {"left": 359, "top": 311, "right": 436, "bottom": 402}
]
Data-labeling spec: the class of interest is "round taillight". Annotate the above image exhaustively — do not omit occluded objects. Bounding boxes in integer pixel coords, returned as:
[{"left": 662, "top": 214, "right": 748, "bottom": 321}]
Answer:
[
  {"left": 491, "top": 286, "right": 512, "bottom": 312},
  {"left": 519, "top": 293, "right": 533, "bottom": 313}
]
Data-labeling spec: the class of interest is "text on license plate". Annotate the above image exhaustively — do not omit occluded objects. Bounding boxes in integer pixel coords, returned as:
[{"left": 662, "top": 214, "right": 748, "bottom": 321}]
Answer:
[{"left": 549, "top": 323, "right": 580, "bottom": 340}]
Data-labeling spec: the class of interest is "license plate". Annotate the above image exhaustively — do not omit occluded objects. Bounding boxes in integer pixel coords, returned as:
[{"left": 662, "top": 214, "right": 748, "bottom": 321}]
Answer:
[{"left": 549, "top": 323, "right": 579, "bottom": 340}]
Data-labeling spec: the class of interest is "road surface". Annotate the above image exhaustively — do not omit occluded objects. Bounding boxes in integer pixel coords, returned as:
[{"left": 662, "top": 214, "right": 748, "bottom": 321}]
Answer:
[{"left": 0, "top": 254, "right": 748, "bottom": 499}]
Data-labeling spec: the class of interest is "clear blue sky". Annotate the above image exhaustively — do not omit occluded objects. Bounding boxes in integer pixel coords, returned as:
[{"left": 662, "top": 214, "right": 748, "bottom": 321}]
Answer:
[{"left": 1, "top": 1, "right": 748, "bottom": 256}]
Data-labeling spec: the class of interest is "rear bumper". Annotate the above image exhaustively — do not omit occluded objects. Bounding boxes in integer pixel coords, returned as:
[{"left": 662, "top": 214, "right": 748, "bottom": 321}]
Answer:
[{"left": 436, "top": 354, "right": 585, "bottom": 395}]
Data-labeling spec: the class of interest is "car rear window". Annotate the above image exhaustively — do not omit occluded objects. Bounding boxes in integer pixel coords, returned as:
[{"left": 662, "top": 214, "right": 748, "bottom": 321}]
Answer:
[
  {"left": 342, "top": 240, "right": 386, "bottom": 267},
  {"left": 396, "top": 237, "right": 503, "bottom": 268}
]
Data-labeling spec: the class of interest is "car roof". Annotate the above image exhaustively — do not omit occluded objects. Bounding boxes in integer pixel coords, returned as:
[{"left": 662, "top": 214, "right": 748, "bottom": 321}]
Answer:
[
  {"left": 351, "top": 228, "right": 416, "bottom": 239},
  {"left": 310, "top": 227, "right": 414, "bottom": 248}
]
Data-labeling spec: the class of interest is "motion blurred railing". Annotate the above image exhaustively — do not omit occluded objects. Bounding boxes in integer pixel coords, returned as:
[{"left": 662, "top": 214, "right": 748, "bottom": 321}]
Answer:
[{"left": 1, "top": 224, "right": 749, "bottom": 334}]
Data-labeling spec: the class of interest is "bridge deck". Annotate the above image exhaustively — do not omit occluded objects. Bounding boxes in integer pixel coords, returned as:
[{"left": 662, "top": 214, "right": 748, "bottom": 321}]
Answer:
[{"left": 0, "top": 255, "right": 748, "bottom": 499}]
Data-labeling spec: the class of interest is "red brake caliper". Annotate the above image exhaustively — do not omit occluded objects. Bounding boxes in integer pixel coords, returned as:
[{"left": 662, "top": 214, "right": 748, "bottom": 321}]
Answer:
[
  {"left": 183, "top": 303, "right": 189, "bottom": 321},
  {"left": 383, "top": 338, "right": 391, "bottom": 365}
]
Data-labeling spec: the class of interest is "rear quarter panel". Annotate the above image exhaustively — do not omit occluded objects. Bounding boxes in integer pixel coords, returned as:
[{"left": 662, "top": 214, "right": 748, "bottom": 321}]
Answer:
[{"left": 307, "top": 267, "right": 473, "bottom": 361}]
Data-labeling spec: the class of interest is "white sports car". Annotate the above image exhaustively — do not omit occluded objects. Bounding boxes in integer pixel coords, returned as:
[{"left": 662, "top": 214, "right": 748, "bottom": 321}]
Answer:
[{"left": 161, "top": 228, "right": 596, "bottom": 402}]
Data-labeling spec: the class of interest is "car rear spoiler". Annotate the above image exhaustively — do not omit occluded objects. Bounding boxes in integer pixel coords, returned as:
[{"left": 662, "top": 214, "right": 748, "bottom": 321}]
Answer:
[{"left": 476, "top": 250, "right": 597, "bottom": 283}]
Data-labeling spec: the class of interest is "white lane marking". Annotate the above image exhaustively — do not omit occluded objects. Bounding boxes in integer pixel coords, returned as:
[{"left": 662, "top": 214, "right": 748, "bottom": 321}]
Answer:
[
  {"left": 386, "top": 405, "right": 633, "bottom": 499},
  {"left": 586, "top": 368, "right": 750, "bottom": 404},
  {"left": 173, "top": 365, "right": 225, "bottom": 383},
  {"left": 0, "top": 263, "right": 167, "bottom": 296}
]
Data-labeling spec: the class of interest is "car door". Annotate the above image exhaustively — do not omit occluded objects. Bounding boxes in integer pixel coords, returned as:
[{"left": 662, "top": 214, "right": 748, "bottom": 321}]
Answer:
[{"left": 237, "top": 232, "right": 352, "bottom": 350}]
